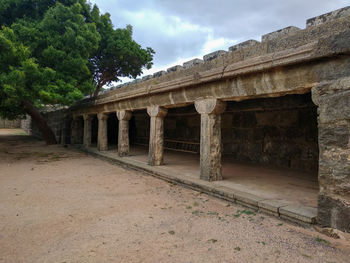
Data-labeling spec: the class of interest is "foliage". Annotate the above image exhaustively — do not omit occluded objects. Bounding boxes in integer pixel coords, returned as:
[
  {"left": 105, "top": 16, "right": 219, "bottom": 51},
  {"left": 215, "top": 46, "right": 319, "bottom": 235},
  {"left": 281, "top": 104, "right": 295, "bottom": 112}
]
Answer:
[
  {"left": 0, "top": 0, "right": 154, "bottom": 121},
  {"left": 89, "top": 7, "right": 154, "bottom": 96}
]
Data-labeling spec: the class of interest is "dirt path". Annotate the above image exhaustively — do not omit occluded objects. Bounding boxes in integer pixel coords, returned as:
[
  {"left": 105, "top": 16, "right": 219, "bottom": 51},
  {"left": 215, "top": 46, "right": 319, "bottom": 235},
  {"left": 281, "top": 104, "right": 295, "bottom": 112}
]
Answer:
[{"left": 0, "top": 130, "right": 349, "bottom": 263}]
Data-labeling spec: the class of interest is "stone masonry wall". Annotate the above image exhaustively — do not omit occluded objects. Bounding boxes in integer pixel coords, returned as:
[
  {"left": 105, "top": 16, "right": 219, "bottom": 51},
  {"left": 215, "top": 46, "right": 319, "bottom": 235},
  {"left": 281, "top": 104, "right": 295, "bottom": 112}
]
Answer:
[
  {"left": 132, "top": 94, "right": 318, "bottom": 173},
  {"left": 222, "top": 94, "right": 318, "bottom": 173},
  {"left": 0, "top": 118, "right": 21, "bottom": 128},
  {"left": 31, "top": 109, "right": 67, "bottom": 143},
  {"left": 312, "top": 77, "right": 350, "bottom": 232}
]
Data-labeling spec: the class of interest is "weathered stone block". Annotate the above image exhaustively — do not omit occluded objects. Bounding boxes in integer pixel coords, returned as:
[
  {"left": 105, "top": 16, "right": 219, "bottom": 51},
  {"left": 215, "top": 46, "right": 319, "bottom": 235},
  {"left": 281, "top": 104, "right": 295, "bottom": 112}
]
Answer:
[
  {"left": 153, "top": 70, "right": 167, "bottom": 78},
  {"left": 203, "top": 50, "right": 227, "bottom": 61},
  {"left": 280, "top": 205, "right": 317, "bottom": 224},
  {"left": 183, "top": 59, "right": 204, "bottom": 69},
  {"left": 229, "top": 39, "right": 260, "bottom": 52},
  {"left": 319, "top": 122, "right": 349, "bottom": 148},
  {"left": 167, "top": 65, "right": 183, "bottom": 73},
  {"left": 318, "top": 194, "right": 350, "bottom": 233},
  {"left": 307, "top": 6, "right": 350, "bottom": 28},
  {"left": 262, "top": 26, "right": 301, "bottom": 42},
  {"left": 312, "top": 78, "right": 350, "bottom": 123},
  {"left": 142, "top": 75, "right": 152, "bottom": 81}
]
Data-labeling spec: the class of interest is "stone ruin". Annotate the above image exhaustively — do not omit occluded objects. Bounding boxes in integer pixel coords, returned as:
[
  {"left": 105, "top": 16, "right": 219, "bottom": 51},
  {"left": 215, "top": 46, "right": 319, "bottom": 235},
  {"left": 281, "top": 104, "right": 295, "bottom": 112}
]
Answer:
[{"left": 30, "top": 7, "right": 350, "bottom": 232}]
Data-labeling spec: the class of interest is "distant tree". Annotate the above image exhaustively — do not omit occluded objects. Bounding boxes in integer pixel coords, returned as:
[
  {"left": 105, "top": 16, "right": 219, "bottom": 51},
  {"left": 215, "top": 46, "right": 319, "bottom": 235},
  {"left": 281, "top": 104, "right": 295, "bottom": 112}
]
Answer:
[{"left": 0, "top": 0, "right": 154, "bottom": 144}]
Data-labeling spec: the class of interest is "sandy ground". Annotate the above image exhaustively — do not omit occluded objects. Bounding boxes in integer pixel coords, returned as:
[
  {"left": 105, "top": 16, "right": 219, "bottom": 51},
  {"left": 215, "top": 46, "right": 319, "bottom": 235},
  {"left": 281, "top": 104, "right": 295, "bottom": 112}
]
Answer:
[{"left": 0, "top": 129, "right": 349, "bottom": 263}]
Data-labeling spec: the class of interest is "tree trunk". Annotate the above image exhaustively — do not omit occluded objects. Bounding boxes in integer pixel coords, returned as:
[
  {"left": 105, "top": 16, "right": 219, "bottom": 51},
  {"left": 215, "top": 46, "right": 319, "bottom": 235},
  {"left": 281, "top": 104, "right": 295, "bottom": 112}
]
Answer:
[
  {"left": 93, "top": 84, "right": 102, "bottom": 97},
  {"left": 22, "top": 101, "right": 57, "bottom": 145}
]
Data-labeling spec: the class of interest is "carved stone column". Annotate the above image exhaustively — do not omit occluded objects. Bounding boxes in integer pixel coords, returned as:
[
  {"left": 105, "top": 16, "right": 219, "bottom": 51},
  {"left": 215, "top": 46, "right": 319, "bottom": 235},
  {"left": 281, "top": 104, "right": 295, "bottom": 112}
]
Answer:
[
  {"left": 116, "top": 110, "right": 132, "bottom": 156},
  {"left": 147, "top": 106, "right": 168, "bottom": 166},
  {"left": 83, "top": 114, "right": 93, "bottom": 147},
  {"left": 70, "top": 116, "right": 79, "bottom": 144},
  {"left": 195, "top": 98, "right": 226, "bottom": 181},
  {"left": 97, "top": 113, "right": 108, "bottom": 151}
]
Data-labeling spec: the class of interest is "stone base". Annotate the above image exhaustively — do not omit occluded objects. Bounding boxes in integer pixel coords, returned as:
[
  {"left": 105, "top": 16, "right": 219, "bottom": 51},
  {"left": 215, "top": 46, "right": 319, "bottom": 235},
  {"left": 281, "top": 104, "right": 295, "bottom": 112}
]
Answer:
[{"left": 318, "top": 194, "right": 350, "bottom": 233}]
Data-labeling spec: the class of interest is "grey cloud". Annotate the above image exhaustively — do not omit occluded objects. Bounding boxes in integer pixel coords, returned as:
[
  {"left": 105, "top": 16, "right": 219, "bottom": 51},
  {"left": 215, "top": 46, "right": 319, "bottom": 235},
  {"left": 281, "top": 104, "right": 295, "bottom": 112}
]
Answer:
[{"left": 91, "top": 0, "right": 349, "bottom": 68}]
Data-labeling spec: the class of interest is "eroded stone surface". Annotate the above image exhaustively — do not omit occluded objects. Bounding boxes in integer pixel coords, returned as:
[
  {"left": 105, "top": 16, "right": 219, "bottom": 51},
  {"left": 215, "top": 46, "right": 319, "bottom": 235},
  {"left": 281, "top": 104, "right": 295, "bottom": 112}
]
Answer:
[
  {"left": 83, "top": 114, "right": 92, "bottom": 147},
  {"left": 183, "top": 58, "right": 204, "bottom": 69},
  {"left": 318, "top": 194, "right": 350, "bottom": 232},
  {"left": 147, "top": 106, "right": 167, "bottom": 166},
  {"left": 307, "top": 6, "right": 350, "bottom": 27},
  {"left": 203, "top": 50, "right": 227, "bottom": 61},
  {"left": 312, "top": 77, "right": 350, "bottom": 232},
  {"left": 116, "top": 110, "right": 132, "bottom": 157},
  {"left": 97, "top": 113, "right": 108, "bottom": 151},
  {"left": 229, "top": 39, "right": 260, "bottom": 52},
  {"left": 60, "top": 7, "right": 350, "bottom": 233},
  {"left": 262, "top": 26, "right": 301, "bottom": 42},
  {"left": 195, "top": 99, "right": 226, "bottom": 181}
]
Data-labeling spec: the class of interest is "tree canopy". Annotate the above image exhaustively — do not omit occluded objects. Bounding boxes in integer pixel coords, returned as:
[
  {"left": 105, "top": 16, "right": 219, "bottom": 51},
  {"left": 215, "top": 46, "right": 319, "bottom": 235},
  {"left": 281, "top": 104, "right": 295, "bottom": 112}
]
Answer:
[{"left": 0, "top": 0, "right": 154, "bottom": 143}]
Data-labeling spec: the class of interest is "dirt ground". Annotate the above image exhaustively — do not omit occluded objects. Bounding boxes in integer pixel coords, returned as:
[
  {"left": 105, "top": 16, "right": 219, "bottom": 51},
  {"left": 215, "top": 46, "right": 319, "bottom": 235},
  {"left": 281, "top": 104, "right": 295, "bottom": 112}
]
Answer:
[{"left": 0, "top": 129, "right": 349, "bottom": 263}]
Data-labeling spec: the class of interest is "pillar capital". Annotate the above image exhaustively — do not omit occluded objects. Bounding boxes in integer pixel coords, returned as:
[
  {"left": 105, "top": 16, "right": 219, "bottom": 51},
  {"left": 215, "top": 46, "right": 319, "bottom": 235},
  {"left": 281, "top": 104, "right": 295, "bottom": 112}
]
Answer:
[
  {"left": 194, "top": 98, "right": 226, "bottom": 115},
  {"left": 147, "top": 106, "right": 168, "bottom": 118},
  {"left": 83, "top": 114, "right": 93, "bottom": 121},
  {"left": 97, "top": 112, "right": 108, "bottom": 121},
  {"left": 116, "top": 110, "right": 132, "bottom": 121}
]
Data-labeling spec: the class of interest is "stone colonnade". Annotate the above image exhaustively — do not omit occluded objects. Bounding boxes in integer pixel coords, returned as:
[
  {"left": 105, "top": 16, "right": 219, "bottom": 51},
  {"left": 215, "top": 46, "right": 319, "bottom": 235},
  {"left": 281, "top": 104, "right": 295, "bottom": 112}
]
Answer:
[{"left": 72, "top": 99, "right": 226, "bottom": 181}]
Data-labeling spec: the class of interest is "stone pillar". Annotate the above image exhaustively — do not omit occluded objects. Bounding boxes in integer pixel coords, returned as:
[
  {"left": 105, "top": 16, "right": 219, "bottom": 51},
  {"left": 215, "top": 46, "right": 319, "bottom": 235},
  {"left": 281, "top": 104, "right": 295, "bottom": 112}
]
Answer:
[
  {"left": 312, "top": 77, "right": 350, "bottom": 233},
  {"left": 147, "top": 106, "right": 168, "bottom": 166},
  {"left": 83, "top": 114, "right": 93, "bottom": 147},
  {"left": 195, "top": 98, "right": 226, "bottom": 181},
  {"left": 97, "top": 113, "right": 108, "bottom": 151},
  {"left": 70, "top": 116, "right": 79, "bottom": 144},
  {"left": 116, "top": 110, "right": 132, "bottom": 156}
]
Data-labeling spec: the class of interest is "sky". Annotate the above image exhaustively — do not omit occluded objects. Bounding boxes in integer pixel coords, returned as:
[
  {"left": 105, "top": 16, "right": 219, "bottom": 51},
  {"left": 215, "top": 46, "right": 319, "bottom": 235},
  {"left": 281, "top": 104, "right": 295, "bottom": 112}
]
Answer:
[{"left": 90, "top": 0, "right": 349, "bottom": 82}]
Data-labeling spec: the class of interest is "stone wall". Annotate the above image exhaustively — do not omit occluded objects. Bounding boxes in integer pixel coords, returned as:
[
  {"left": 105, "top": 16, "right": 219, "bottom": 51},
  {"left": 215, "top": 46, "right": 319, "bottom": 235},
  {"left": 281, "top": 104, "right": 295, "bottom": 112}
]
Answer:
[
  {"left": 0, "top": 118, "right": 21, "bottom": 128},
  {"left": 131, "top": 110, "right": 150, "bottom": 146},
  {"left": 20, "top": 115, "right": 32, "bottom": 134},
  {"left": 131, "top": 94, "right": 318, "bottom": 173},
  {"left": 312, "top": 77, "right": 350, "bottom": 232},
  {"left": 222, "top": 94, "right": 318, "bottom": 173},
  {"left": 31, "top": 109, "right": 67, "bottom": 143}
]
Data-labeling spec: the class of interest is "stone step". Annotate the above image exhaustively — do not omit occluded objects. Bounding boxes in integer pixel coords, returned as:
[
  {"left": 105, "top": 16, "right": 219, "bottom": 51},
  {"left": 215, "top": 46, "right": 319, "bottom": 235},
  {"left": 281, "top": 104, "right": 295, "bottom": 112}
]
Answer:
[{"left": 77, "top": 146, "right": 318, "bottom": 226}]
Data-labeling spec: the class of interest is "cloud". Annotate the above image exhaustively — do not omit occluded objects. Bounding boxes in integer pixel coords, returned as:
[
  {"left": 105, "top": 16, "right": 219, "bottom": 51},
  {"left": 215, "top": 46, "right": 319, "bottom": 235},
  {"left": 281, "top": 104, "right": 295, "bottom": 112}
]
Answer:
[{"left": 90, "top": 0, "right": 349, "bottom": 80}]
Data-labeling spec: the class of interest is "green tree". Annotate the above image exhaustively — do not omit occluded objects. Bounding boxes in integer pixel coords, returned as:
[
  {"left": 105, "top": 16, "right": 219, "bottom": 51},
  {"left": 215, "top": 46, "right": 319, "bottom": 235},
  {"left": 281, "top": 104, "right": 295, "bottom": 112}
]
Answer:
[
  {"left": 0, "top": 0, "right": 154, "bottom": 144},
  {"left": 89, "top": 6, "right": 154, "bottom": 97}
]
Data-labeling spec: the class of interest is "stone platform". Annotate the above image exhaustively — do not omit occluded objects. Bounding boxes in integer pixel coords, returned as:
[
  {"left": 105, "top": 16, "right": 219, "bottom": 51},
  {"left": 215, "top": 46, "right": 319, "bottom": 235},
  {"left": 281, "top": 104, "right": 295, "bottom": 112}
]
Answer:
[{"left": 78, "top": 145, "right": 318, "bottom": 225}]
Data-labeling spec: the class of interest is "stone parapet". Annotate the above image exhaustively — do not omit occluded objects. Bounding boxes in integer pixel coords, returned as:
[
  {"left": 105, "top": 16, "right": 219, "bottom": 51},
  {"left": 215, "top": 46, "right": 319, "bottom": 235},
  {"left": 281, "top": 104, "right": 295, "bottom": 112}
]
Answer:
[{"left": 70, "top": 6, "right": 350, "bottom": 113}]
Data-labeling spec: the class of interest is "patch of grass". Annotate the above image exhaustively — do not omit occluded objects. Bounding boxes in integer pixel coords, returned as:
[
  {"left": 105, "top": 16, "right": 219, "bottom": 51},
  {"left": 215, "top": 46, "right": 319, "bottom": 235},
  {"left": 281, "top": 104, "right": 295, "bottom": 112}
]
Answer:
[
  {"left": 193, "top": 202, "right": 199, "bottom": 207},
  {"left": 234, "top": 247, "right": 241, "bottom": 251},
  {"left": 239, "top": 209, "right": 256, "bottom": 216},
  {"left": 192, "top": 210, "right": 203, "bottom": 216},
  {"left": 186, "top": 206, "right": 192, "bottom": 209},
  {"left": 233, "top": 209, "right": 256, "bottom": 218},
  {"left": 168, "top": 231, "right": 175, "bottom": 235},
  {"left": 315, "top": 236, "right": 329, "bottom": 245},
  {"left": 301, "top": 253, "right": 312, "bottom": 259},
  {"left": 258, "top": 241, "right": 266, "bottom": 245},
  {"left": 277, "top": 223, "right": 283, "bottom": 227},
  {"left": 207, "top": 211, "right": 219, "bottom": 216}
]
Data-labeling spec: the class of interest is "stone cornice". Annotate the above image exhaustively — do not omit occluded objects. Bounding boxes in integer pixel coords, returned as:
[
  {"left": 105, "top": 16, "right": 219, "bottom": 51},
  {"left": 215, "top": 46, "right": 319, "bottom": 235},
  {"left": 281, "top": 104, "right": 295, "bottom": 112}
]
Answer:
[{"left": 75, "top": 42, "right": 318, "bottom": 109}]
